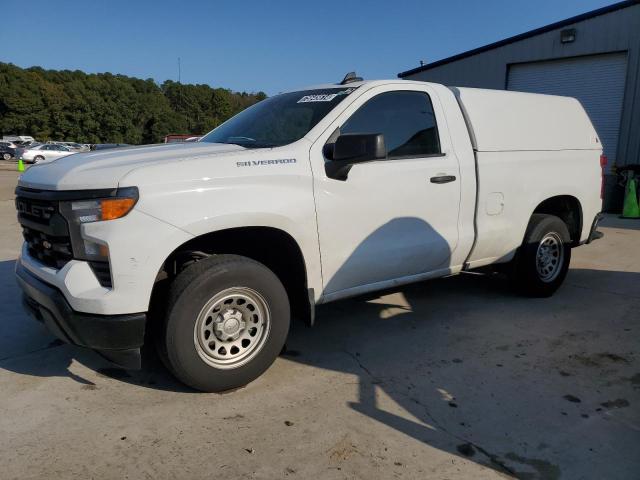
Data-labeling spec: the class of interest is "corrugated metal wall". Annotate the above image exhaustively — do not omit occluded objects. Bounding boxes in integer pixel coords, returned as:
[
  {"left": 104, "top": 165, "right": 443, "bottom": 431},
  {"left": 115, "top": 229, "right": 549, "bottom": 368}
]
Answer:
[
  {"left": 403, "top": 3, "right": 640, "bottom": 175},
  {"left": 507, "top": 53, "right": 628, "bottom": 173}
]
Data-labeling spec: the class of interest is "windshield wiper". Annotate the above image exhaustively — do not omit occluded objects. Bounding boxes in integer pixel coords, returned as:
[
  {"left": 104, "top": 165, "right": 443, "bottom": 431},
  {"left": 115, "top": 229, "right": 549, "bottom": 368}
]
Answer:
[
  {"left": 222, "top": 138, "right": 278, "bottom": 149},
  {"left": 227, "top": 136, "right": 256, "bottom": 143},
  {"left": 240, "top": 142, "right": 278, "bottom": 149}
]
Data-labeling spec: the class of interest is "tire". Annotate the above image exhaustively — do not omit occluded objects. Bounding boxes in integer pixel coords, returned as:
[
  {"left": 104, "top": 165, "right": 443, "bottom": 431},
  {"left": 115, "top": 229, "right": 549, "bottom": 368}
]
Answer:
[
  {"left": 33, "top": 155, "right": 44, "bottom": 163},
  {"left": 510, "top": 214, "right": 571, "bottom": 297},
  {"left": 158, "top": 254, "right": 290, "bottom": 392},
  {"left": 2, "top": 153, "right": 10, "bottom": 161}
]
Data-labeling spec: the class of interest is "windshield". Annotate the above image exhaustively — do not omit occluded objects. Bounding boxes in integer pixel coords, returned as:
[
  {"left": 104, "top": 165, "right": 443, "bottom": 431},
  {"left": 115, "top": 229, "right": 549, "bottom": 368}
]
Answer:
[{"left": 200, "top": 87, "right": 357, "bottom": 148}]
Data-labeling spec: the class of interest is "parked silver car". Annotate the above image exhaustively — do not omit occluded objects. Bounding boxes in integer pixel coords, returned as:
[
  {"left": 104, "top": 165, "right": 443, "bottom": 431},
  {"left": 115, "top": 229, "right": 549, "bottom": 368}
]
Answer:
[
  {"left": 52, "top": 141, "right": 90, "bottom": 152},
  {"left": 20, "top": 144, "right": 76, "bottom": 164}
]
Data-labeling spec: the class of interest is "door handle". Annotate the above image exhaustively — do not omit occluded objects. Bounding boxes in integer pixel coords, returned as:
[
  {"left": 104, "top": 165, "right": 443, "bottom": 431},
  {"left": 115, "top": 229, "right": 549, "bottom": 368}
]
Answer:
[{"left": 430, "top": 175, "right": 456, "bottom": 184}]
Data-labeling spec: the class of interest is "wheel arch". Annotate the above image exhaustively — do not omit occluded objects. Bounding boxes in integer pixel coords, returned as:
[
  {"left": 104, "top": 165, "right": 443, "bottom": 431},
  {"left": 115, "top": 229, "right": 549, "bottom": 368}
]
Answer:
[
  {"left": 532, "top": 195, "right": 583, "bottom": 246},
  {"left": 153, "top": 225, "right": 314, "bottom": 324}
]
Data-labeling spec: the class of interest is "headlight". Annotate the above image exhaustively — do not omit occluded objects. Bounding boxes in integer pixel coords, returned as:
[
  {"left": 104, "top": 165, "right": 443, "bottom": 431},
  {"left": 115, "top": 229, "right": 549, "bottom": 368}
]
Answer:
[
  {"left": 68, "top": 196, "right": 137, "bottom": 224},
  {"left": 60, "top": 187, "right": 138, "bottom": 262}
]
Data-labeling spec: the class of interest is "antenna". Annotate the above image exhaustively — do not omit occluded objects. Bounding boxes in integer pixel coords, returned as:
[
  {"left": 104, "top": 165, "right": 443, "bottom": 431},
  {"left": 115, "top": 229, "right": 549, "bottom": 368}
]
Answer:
[
  {"left": 339, "top": 72, "right": 363, "bottom": 85},
  {"left": 178, "top": 57, "right": 181, "bottom": 83}
]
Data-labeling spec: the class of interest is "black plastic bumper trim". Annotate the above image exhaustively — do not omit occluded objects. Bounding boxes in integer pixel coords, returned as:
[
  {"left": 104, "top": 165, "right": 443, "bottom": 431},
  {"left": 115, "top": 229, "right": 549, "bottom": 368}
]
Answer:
[
  {"left": 15, "top": 185, "right": 138, "bottom": 202},
  {"left": 15, "top": 262, "right": 146, "bottom": 369},
  {"left": 584, "top": 213, "right": 605, "bottom": 245}
]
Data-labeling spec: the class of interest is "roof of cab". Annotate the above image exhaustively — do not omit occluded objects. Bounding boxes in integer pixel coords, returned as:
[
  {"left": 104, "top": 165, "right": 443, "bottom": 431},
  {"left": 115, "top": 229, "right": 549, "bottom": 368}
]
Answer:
[{"left": 284, "top": 79, "right": 437, "bottom": 93}]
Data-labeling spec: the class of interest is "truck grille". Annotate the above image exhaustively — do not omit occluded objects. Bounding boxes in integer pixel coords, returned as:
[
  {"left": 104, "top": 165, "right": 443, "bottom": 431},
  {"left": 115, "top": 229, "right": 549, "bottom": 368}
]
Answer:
[
  {"left": 16, "top": 195, "right": 73, "bottom": 269},
  {"left": 15, "top": 187, "right": 115, "bottom": 288}
]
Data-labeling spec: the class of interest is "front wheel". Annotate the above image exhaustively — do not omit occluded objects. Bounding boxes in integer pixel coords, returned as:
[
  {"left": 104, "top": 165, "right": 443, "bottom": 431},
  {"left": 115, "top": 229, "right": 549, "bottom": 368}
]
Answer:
[
  {"left": 2, "top": 153, "right": 10, "bottom": 161},
  {"left": 510, "top": 214, "right": 571, "bottom": 297},
  {"left": 33, "top": 155, "right": 44, "bottom": 163},
  {"left": 158, "top": 254, "right": 290, "bottom": 392}
]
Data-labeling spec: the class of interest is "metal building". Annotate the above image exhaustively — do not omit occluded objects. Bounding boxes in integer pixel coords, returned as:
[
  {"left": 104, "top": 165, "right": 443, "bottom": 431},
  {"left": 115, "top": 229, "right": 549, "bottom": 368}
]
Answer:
[{"left": 398, "top": 0, "right": 640, "bottom": 210}]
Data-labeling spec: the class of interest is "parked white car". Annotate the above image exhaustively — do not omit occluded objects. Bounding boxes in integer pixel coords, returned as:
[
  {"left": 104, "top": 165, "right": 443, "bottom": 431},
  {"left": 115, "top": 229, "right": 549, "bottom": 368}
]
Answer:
[
  {"left": 15, "top": 77, "right": 604, "bottom": 392},
  {"left": 20, "top": 144, "right": 76, "bottom": 163},
  {"left": 2, "top": 135, "right": 35, "bottom": 143}
]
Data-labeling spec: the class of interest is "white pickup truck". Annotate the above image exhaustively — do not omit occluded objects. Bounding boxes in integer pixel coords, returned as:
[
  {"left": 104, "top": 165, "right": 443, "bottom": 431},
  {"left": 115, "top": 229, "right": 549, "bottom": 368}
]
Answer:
[{"left": 15, "top": 76, "right": 604, "bottom": 392}]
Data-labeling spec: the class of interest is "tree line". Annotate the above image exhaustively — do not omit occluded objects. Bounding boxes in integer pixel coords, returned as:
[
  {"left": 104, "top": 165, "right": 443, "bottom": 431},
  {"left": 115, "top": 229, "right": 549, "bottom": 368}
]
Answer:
[{"left": 0, "top": 62, "right": 267, "bottom": 144}]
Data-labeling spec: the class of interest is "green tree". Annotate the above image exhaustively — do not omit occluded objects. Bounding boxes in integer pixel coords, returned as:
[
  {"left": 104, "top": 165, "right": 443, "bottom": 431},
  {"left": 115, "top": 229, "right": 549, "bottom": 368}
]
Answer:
[{"left": 0, "top": 62, "right": 266, "bottom": 144}]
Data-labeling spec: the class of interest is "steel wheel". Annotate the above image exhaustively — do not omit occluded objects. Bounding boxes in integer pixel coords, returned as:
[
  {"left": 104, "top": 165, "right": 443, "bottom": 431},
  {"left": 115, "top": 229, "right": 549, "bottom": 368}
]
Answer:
[
  {"left": 536, "top": 232, "right": 564, "bottom": 283},
  {"left": 161, "top": 254, "right": 290, "bottom": 392},
  {"left": 193, "top": 287, "right": 271, "bottom": 370}
]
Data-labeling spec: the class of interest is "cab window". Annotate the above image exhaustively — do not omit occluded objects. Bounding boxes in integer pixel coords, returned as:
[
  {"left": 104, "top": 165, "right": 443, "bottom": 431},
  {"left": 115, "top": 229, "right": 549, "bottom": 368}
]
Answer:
[{"left": 341, "top": 91, "right": 441, "bottom": 158}]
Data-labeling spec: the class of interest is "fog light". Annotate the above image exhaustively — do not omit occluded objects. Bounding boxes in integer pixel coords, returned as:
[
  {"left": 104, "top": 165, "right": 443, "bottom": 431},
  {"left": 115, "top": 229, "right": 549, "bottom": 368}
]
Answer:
[{"left": 82, "top": 239, "right": 109, "bottom": 262}]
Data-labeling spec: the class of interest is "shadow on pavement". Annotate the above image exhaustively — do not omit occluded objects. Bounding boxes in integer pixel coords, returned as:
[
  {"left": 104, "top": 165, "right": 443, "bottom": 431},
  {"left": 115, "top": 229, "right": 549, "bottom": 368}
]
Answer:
[
  {"left": 600, "top": 216, "right": 640, "bottom": 231},
  {"left": 0, "top": 259, "right": 194, "bottom": 393},
  {"left": 2, "top": 256, "right": 639, "bottom": 477},
  {"left": 283, "top": 268, "right": 640, "bottom": 478}
]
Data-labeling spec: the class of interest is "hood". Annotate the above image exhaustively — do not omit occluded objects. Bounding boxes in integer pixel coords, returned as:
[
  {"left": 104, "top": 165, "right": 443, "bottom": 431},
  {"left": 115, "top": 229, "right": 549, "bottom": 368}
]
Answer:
[{"left": 17, "top": 142, "right": 245, "bottom": 190}]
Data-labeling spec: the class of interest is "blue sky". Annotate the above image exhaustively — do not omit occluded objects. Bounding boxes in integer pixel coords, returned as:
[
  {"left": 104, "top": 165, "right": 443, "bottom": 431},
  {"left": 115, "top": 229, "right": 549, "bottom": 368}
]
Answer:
[{"left": 1, "top": 0, "right": 619, "bottom": 94}]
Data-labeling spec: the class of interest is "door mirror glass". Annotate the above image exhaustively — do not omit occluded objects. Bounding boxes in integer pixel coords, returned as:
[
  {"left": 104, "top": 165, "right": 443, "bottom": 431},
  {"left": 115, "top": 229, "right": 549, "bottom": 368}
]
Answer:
[
  {"left": 333, "top": 133, "right": 386, "bottom": 163},
  {"left": 325, "top": 133, "right": 386, "bottom": 181}
]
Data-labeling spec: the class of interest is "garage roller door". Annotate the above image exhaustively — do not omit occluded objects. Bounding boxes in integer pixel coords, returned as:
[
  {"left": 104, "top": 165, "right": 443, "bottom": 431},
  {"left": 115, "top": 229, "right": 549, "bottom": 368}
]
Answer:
[{"left": 508, "top": 53, "right": 627, "bottom": 171}]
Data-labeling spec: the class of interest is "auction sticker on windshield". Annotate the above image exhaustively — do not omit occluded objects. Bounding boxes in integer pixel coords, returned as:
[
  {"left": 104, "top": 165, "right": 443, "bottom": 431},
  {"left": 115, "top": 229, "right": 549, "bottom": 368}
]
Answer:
[{"left": 297, "top": 88, "right": 355, "bottom": 103}]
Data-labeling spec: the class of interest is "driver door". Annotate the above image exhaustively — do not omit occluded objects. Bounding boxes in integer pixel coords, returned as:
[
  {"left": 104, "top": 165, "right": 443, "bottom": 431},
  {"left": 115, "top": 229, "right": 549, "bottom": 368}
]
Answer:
[{"left": 310, "top": 86, "right": 461, "bottom": 297}]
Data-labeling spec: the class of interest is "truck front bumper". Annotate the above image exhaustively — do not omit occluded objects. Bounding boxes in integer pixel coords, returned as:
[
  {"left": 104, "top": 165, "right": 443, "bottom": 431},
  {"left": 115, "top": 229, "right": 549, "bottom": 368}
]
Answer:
[{"left": 16, "top": 262, "right": 146, "bottom": 369}]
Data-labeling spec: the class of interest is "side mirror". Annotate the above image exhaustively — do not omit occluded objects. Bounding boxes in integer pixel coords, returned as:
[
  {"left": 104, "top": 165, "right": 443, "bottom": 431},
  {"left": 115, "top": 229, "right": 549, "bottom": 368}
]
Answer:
[{"left": 325, "top": 133, "right": 386, "bottom": 181}]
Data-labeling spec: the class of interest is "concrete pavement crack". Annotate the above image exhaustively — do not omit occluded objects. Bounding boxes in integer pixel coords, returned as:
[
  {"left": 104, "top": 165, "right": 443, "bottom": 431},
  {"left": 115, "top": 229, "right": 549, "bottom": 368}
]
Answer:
[{"left": 343, "top": 350, "right": 375, "bottom": 378}]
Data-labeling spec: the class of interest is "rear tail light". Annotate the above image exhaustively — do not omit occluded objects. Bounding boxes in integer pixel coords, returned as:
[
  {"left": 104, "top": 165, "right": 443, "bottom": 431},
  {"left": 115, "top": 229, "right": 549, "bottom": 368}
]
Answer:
[
  {"left": 600, "top": 154, "right": 607, "bottom": 168},
  {"left": 600, "top": 154, "right": 607, "bottom": 200}
]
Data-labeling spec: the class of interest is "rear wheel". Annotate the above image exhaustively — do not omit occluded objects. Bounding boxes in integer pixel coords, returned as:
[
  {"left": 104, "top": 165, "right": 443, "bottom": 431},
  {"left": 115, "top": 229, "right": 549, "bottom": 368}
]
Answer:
[
  {"left": 158, "top": 254, "right": 290, "bottom": 392},
  {"left": 2, "top": 153, "right": 10, "bottom": 161},
  {"left": 510, "top": 214, "right": 571, "bottom": 297}
]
